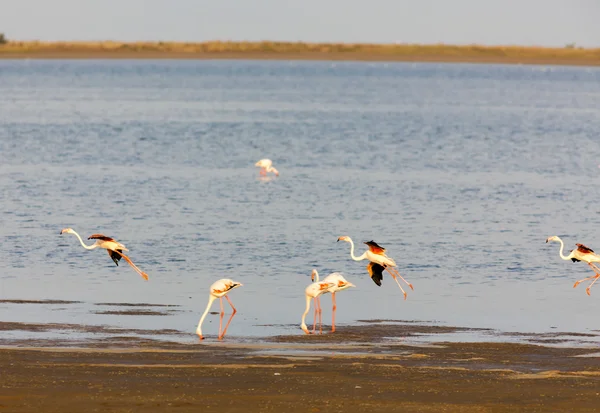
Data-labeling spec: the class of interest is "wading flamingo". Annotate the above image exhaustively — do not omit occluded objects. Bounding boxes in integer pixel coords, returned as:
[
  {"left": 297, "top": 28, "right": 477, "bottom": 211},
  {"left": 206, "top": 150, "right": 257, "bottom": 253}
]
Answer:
[
  {"left": 255, "top": 159, "right": 279, "bottom": 176},
  {"left": 196, "top": 279, "right": 243, "bottom": 340},
  {"left": 337, "top": 236, "right": 413, "bottom": 299},
  {"left": 301, "top": 278, "right": 335, "bottom": 334},
  {"left": 546, "top": 236, "right": 600, "bottom": 295},
  {"left": 60, "top": 228, "right": 149, "bottom": 280},
  {"left": 311, "top": 269, "right": 355, "bottom": 333}
]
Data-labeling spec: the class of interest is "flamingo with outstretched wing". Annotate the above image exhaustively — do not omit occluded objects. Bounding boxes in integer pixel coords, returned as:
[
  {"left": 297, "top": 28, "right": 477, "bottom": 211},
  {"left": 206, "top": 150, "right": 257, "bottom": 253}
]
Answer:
[
  {"left": 60, "top": 228, "right": 149, "bottom": 280},
  {"left": 337, "top": 236, "right": 413, "bottom": 299}
]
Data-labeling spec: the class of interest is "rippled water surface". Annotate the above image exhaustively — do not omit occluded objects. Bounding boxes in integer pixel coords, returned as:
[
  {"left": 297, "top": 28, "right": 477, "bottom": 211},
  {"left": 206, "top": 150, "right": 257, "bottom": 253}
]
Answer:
[{"left": 1, "top": 60, "right": 600, "bottom": 342}]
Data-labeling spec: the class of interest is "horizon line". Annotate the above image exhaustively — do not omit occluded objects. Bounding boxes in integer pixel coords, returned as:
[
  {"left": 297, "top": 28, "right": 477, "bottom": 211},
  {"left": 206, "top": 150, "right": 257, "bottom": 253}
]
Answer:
[{"left": 2, "top": 39, "right": 597, "bottom": 50}]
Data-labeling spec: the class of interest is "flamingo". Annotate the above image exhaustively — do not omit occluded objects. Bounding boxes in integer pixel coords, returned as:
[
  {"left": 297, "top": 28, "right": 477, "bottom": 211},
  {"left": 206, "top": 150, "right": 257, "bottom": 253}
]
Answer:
[
  {"left": 301, "top": 278, "right": 335, "bottom": 334},
  {"left": 60, "top": 228, "right": 149, "bottom": 280},
  {"left": 255, "top": 159, "right": 279, "bottom": 176},
  {"left": 546, "top": 236, "right": 600, "bottom": 295},
  {"left": 311, "top": 269, "right": 355, "bottom": 333},
  {"left": 337, "top": 236, "right": 413, "bottom": 299},
  {"left": 196, "top": 278, "right": 243, "bottom": 340}
]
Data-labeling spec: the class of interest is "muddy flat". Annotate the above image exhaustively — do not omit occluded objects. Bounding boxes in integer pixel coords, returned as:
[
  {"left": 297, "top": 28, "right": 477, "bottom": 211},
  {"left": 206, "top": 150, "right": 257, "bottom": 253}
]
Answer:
[{"left": 1, "top": 322, "right": 599, "bottom": 412}]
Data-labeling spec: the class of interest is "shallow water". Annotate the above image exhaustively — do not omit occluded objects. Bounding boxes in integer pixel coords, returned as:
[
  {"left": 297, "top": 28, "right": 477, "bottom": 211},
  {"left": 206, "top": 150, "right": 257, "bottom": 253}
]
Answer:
[{"left": 1, "top": 60, "right": 600, "bottom": 343}]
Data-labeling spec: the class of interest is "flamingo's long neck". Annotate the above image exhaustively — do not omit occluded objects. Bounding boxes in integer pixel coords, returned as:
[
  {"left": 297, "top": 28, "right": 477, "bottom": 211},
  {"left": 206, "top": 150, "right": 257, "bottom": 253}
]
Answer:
[
  {"left": 300, "top": 294, "right": 312, "bottom": 331},
  {"left": 552, "top": 237, "right": 571, "bottom": 261},
  {"left": 71, "top": 231, "right": 97, "bottom": 250},
  {"left": 347, "top": 238, "right": 366, "bottom": 261},
  {"left": 196, "top": 295, "right": 217, "bottom": 336},
  {"left": 312, "top": 270, "right": 319, "bottom": 283}
]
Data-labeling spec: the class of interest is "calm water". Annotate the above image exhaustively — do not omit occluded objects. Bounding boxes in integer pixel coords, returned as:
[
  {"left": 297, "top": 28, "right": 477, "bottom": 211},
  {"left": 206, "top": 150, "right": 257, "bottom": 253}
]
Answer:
[{"left": 1, "top": 60, "right": 600, "bottom": 343}]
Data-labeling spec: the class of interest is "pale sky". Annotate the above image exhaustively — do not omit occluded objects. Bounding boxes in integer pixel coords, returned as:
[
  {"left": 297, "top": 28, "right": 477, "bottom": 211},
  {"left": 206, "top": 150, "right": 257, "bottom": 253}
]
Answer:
[{"left": 1, "top": 0, "right": 598, "bottom": 47}]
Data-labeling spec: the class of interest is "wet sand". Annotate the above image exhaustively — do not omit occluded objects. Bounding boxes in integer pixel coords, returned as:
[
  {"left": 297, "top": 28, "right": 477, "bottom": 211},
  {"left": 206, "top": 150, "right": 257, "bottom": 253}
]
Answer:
[{"left": 1, "top": 322, "right": 599, "bottom": 412}]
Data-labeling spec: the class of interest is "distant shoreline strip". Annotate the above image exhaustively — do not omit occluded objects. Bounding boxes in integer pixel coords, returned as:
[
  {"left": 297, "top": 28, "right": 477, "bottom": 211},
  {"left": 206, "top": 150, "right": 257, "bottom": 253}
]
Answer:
[{"left": 0, "top": 41, "right": 599, "bottom": 66}]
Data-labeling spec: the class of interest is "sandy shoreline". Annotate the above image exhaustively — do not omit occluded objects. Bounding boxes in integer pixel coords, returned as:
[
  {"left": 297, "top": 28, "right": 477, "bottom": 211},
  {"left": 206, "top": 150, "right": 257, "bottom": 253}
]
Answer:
[
  {"left": 0, "top": 51, "right": 599, "bottom": 67},
  {"left": 1, "top": 321, "right": 600, "bottom": 412},
  {"left": 1, "top": 40, "right": 599, "bottom": 66}
]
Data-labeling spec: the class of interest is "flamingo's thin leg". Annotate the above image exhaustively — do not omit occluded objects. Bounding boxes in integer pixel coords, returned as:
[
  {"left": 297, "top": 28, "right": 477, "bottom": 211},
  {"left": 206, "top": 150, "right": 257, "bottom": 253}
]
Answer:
[
  {"left": 225, "top": 295, "right": 237, "bottom": 314},
  {"left": 217, "top": 297, "right": 225, "bottom": 340},
  {"left": 389, "top": 267, "right": 414, "bottom": 290},
  {"left": 331, "top": 292, "right": 337, "bottom": 333},
  {"left": 113, "top": 250, "right": 149, "bottom": 281},
  {"left": 114, "top": 251, "right": 143, "bottom": 273},
  {"left": 317, "top": 297, "right": 323, "bottom": 334},
  {"left": 385, "top": 268, "right": 408, "bottom": 300},
  {"left": 220, "top": 310, "right": 237, "bottom": 339},
  {"left": 312, "top": 298, "right": 318, "bottom": 334},
  {"left": 585, "top": 275, "right": 600, "bottom": 296},
  {"left": 588, "top": 262, "right": 600, "bottom": 275},
  {"left": 574, "top": 273, "right": 599, "bottom": 288}
]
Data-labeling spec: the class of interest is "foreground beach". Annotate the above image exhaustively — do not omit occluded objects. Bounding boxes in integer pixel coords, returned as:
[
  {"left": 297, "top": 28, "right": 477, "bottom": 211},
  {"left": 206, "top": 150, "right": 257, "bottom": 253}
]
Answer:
[
  {"left": 1, "top": 41, "right": 599, "bottom": 66},
  {"left": 1, "top": 322, "right": 599, "bottom": 412}
]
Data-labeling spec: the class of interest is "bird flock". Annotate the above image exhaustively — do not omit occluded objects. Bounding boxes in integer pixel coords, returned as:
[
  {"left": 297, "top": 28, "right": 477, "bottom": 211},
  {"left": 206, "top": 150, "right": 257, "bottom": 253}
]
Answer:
[{"left": 58, "top": 158, "right": 599, "bottom": 340}]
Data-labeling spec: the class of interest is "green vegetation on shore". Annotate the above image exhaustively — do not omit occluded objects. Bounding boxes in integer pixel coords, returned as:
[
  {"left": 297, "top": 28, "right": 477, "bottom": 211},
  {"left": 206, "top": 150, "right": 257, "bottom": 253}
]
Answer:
[{"left": 1, "top": 39, "right": 599, "bottom": 65}]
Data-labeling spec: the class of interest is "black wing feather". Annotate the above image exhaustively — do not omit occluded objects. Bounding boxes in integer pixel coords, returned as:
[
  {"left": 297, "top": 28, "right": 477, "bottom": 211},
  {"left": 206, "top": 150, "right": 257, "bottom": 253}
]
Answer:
[
  {"left": 367, "top": 262, "right": 385, "bottom": 287},
  {"left": 108, "top": 249, "right": 123, "bottom": 266},
  {"left": 365, "top": 240, "right": 386, "bottom": 252},
  {"left": 226, "top": 283, "right": 241, "bottom": 291}
]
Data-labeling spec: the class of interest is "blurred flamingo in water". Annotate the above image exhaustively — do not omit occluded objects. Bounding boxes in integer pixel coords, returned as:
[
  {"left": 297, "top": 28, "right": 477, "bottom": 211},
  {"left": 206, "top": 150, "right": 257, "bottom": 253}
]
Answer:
[{"left": 255, "top": 159, "right": 279, "bottom": 176}]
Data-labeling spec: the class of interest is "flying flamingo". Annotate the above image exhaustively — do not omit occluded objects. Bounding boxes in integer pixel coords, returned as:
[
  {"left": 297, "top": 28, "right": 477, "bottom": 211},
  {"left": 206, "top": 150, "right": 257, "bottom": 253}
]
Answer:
[
  {"left": 60, "top": 228, "right": 149, "bottom": 280},
  {"left": 311, "top": 269, "right": 355, "bottom": 333},
  {"left": 301, "top": 278, "right": 335, "bottom": 334},
  {"left": 255, "top": 159, "right": 279, "bottom": 176},
  {"left": 337, "top": 236, "right": 413, "bottom": 299},
  {"left": 546, "top": 235, "right": 600, "bottom": 295},
  {"left": 196, "top": 279, "right": 243, "bottom": 340}
]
